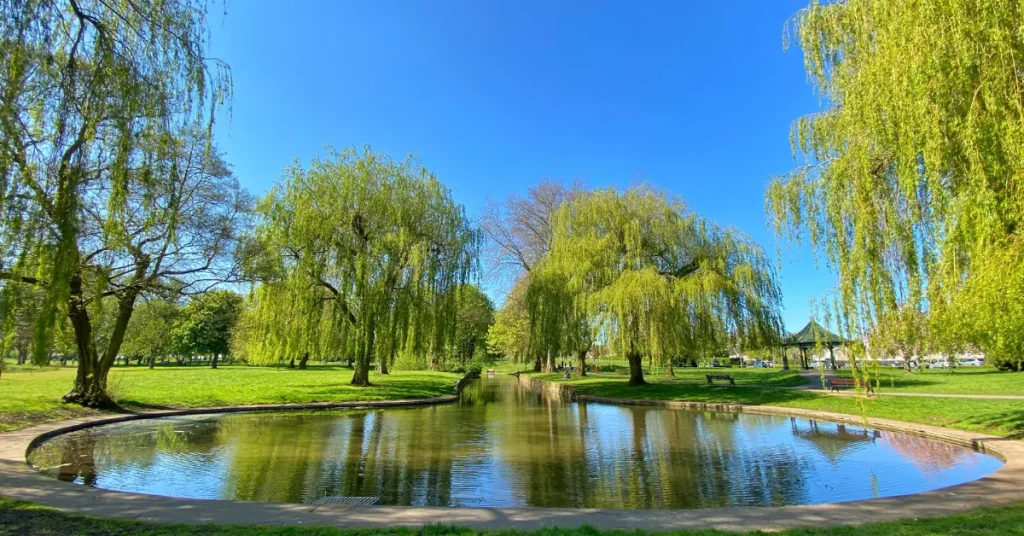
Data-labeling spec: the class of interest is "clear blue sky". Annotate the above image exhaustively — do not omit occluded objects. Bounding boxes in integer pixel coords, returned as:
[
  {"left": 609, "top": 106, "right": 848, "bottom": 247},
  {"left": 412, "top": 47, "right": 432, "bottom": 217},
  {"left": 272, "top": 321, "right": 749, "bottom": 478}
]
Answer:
[{"left": 207, "top": 0, "right": 833, "bottom": 333}]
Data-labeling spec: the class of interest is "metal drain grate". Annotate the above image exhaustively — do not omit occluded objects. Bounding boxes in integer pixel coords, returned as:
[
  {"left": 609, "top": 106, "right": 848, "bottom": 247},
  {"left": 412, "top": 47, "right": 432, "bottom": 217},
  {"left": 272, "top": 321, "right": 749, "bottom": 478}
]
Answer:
[{"left": 312, "top": 496, "right": 381, "bottom": 506}]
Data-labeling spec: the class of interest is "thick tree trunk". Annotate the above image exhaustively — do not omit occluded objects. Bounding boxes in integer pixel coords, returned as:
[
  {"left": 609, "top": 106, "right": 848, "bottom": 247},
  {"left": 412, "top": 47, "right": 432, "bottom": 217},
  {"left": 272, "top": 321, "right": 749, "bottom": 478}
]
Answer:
[
  {"left": 576, "top": 350, "right": 588, "bottom": 377},
  {"left": 665, "top": 362, "right": 675, "bottom": 378},
  {"left": 63, "top": 275, "right": 140, "bottom": 409},
  {"left": 377, "top": 356, "right": 389, "bottom": 374},
  {"left": 288, "top": 357, "right": 295, "bottom": 369},
  {"left": 211, "top": 353, "right": 219, "bottom": 369},
  {"left": 781, "top": 348, "right": 790, "bottom": 370},
  {"left": 626, "top": 351, "right": 647, "bottom": 386},
  {"left": 149, "top": 356, "right": 155, "bottom": 369},
  {"left": 298, "top": 352, "right": 309, "bottom": 370},
  {"left": 533, "top": 353, "right": 542, "bottom": 372},
  {"left": 351, "top": 318, "right": 374, "bottom": 386},
  {"left": 545, "top": 349, "right": 555, "bottom": 373}
]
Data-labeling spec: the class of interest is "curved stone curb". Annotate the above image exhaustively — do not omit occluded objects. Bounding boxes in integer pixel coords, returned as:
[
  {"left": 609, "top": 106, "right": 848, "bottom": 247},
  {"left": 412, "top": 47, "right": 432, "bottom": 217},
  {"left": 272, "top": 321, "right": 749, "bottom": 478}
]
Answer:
[{"left": 1, "top": 388, "right": 1022, "bottom": 532}]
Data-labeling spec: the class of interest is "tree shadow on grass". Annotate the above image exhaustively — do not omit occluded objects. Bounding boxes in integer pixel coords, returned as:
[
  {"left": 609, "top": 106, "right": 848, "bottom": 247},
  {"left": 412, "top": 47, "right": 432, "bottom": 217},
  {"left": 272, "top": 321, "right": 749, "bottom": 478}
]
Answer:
[{"left": 960, "top": 410, "right": 1024, "bottom": 439}]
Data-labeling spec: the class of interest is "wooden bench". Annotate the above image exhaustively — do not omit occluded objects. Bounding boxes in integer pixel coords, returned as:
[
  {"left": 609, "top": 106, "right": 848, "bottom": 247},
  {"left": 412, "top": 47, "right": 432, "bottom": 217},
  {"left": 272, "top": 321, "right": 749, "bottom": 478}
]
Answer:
[
  {"left": 485, "top": 369, "right": 496, "bottom": 376},
  {"left": 706, "top": 374, "right": 735, "bottom": 386},
  {"left": 827, "top": 377, "right": 875, "bottom": 395}
]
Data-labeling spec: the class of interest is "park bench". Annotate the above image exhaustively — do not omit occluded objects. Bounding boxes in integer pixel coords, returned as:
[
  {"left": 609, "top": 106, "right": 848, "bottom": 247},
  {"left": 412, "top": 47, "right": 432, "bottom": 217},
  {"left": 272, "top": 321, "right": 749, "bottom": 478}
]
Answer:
[
  {"left": 827, "top": 377, "right": 875, "bottom": 396},
  {"left": 485, "top": 369, "right": 496, "bottom": 376},
  {"left": 705, "top": 374, "right": 735, "bottom": 387}
]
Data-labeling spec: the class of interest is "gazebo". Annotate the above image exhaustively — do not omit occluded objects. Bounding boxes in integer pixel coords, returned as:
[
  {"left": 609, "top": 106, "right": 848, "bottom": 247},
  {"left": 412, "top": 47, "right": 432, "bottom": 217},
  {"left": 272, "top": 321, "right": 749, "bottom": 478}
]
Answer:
[{"left": 782, "top": 320, "right": 851, "bottom": 370}]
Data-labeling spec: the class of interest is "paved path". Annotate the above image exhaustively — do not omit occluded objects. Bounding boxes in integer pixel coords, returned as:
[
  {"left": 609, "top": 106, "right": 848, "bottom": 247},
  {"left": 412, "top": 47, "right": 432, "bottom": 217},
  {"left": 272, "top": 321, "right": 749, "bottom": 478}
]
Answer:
[{"left": 2, "top": 400, "right": 1023, "bottom": 531}]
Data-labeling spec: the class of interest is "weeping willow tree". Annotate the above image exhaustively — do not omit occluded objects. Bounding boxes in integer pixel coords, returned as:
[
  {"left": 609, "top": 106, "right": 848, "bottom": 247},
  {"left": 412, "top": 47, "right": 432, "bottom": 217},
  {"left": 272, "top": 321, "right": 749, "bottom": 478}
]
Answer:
[
  {"left": 487, "top": 275, "right": 533, "bottom": 368},
  {"left": 526, "top": 265, "right": 593, "bottom": 376},
  {"left": 0, "top": 0, "right": 235, "bottom": 406},
  {"left": 543, "top": 186, "right": 783, "bottom": 385},
  {"left": 766, "top": 0, "right": 1024, "bottom": 370},
  {"left": 241, "top": 148, "right": 477, "bottom": 385}
]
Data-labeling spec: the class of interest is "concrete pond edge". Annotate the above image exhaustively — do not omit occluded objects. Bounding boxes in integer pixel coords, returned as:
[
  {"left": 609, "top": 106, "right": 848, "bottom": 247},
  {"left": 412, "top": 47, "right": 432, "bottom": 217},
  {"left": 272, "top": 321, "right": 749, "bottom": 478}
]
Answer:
[{"left": 0, "top": 374, "right": 1020, "bottom": 532}]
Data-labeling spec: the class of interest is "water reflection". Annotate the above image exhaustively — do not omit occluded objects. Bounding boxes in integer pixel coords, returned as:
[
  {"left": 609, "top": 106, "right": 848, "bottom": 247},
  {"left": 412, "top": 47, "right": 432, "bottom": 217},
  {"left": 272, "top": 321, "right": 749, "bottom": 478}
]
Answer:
[{"left": 29, "top": 376, "right": 1002, "bottom": 508}]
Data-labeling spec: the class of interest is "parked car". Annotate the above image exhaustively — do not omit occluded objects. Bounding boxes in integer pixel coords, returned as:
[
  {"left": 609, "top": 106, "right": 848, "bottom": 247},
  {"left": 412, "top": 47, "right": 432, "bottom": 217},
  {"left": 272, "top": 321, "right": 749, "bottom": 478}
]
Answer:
[
  {"left": 958, "top": 358, "right": 985, "bottom": 367},
  {"left": 928, "top": 360, "right": 950, "bottom": 369}
]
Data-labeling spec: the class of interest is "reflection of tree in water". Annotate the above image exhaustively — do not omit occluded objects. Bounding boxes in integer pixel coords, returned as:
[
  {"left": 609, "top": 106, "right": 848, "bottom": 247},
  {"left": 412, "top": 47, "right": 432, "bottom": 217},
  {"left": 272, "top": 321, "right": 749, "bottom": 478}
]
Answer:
[
  {"left": 880, "top": 431, "right": 968, "bottom": 474},
  {"left": 31, "top": 416, "right": 225, "bottom": 487},
  {"left": 622, "top": 409, "right": 810, "bottom": 508},
  {"left": 500, "top": 400, "right": 813, "bottom": 509},
  {"left": 791, "top": 419, "right": 878, "bottom": 464}
]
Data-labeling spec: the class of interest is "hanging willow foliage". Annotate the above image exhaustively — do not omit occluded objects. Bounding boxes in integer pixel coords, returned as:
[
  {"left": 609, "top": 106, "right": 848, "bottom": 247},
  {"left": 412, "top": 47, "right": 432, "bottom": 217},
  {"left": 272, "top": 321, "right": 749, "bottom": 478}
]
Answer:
[
  {"left": 240, "top": 147, "right": 477, "bottom": 385},
  {"left": 0, "top": 0, "right": 234, "bottom": 406},
  {"left": 766, "top": 0, "right": 1024, "bottom": 369},
  {"left": 542, "top": 186, "right": 783, "bottom": 385}
]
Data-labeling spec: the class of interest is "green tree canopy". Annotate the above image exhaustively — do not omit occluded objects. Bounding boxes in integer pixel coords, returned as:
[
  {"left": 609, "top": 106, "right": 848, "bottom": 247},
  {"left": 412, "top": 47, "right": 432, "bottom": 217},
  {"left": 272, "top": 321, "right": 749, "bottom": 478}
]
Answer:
[
  {"left": 241, "top": 147, "right": 477, "bottom": 384},
  {"left": 766, "top": 0, "right": 1024, "bottom": 370},
  {"left": 546, "top": 186, "right": 783, "bottom": 385},
  {"left": 121, "top": 298, "right": 181, "bottom": 367},
  {"left": 0, "top": 0, "right": 238, "bottom": 406},
  {"left": 449, "top": 284, "right": 494, "bottom": 367},
  {"left": 171, "top": 290, "right": 243, "bottom": 368},
  {"left": 487, "top": 276, "right": 532, "bottom": 365}
]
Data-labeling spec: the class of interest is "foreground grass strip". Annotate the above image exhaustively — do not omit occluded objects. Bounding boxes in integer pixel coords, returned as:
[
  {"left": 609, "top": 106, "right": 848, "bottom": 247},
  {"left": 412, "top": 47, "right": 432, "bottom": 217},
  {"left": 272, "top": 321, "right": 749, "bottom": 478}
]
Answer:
[
  {"left": 3, "top": 497, "right": 1024, "bottom": 535},
  {"left": 539, "top": 374, "right": 1024, "bottom": 438},
  {"left": 0, "top": 365, "right": 460, "bottom": 432}
]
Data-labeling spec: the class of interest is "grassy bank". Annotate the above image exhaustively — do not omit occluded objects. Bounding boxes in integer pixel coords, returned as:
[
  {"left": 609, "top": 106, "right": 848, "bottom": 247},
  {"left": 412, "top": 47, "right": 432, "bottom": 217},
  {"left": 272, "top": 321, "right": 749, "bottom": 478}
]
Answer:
[
  {"left": 833, "top": 366, "right": 1024, "bottom": 395},
  {"left": 3, "top": 497, "right": 1024, "bottom": 536},
  {"left": 536, "top": 373, "right": 1024, "bottom": 438},
  {"left": 0, "top": 363, "right": 459, "bottom": 432}
]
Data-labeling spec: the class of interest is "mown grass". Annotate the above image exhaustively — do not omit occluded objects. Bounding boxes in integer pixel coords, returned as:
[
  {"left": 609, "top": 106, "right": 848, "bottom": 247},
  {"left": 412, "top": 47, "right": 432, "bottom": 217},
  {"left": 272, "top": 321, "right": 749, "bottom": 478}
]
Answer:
[
  {"left": 0, "top": 362, "right": 459, "bottom": 432},
  {"left": 537, "top": 373, "right": 1024, "bottom": 438},
  {"left": 832, "top": 366, "right": 1024, "bottom": 396},
  {"left": 3, "top": 497, "right": 1024, "bottom": 535}
]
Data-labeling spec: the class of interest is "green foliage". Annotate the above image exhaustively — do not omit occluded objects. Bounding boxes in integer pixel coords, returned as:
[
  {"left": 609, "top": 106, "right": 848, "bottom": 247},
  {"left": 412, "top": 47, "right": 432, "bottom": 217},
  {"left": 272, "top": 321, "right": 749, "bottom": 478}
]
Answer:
[
  {"left": 488, "top": 276, "right": 532, "bottom": 362},
  {"left": 121, "top": 299, "right": 182, "bottom": 363},
  {"left": 0, "top": 1, "right": 242, "bottom": 405},
  {"left": 239, "top": 148, "right": 477, "bottom": 383},
  {"left": 767, "top": 0, "right": 1024, "bottom": 366},
  {"left": 449, "top": 284, "right": 494, "bottom": 365},
  {"left": 543, "top": 186, "right": 784, "bottom": 383},
  {"left": 171, "top": 291, "right": 243, "bottom": 359}
]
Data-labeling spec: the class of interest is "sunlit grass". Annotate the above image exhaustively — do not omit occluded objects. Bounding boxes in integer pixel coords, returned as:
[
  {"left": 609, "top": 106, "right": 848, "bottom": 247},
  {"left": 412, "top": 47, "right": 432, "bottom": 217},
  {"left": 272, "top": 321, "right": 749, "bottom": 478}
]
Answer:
[
  {"left": 0, "top": 362, "right": 459, "bottom": 432},
  {"left": 834, "top": 366, "right": 1024, "bottom": 395},
  {"left": 537, "top": 373, "right": 1024, "bottom": 438}
]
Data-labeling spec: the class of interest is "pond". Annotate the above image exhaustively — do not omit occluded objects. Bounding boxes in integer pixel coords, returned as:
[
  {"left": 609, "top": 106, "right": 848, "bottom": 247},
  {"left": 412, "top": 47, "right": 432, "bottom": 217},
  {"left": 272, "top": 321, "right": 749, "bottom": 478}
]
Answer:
[{"left": 28, "top": 376, "right": 1002, "bottom": 509}]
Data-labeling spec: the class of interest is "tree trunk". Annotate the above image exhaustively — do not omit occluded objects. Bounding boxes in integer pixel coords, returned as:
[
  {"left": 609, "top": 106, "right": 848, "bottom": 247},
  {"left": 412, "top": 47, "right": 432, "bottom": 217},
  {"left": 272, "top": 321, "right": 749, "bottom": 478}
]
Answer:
[
  {"left": 545, "top": 349, "right": 555, "bottom": 373},
  {"left": 149, "top": 356, "right": 155, "bottom": 369},
  {"left": 351, "top": 317, "right": 374, "bottom": 386},
  {"left": 829, "top": 346, "right": 837, "bottom": 370},
  {"left": 211, "top": 353, "right": 219, "bottom": 369},
  {"left": 576, "top": 350, "right": 588, "bottom": 377},
  {"left": 298, "top": 352, "right": 309, "bottom": 370},
  {"left": 665, "top": 361, "right": 675, "bottom": 378},
  {"left": 63, "top": 275, "right": 139, "bottom": 408},
  {"left": 781, "top": 348, "right": 790, "bottom": 370},
  {"left": 626, "top": 351, "right": 647, "bottom": 386},
  {"left": 377, "top": 355, "right": 389, "bottom": 374},
  {"left": 533, "top": 353, "right": 542, "bottom": 372}
]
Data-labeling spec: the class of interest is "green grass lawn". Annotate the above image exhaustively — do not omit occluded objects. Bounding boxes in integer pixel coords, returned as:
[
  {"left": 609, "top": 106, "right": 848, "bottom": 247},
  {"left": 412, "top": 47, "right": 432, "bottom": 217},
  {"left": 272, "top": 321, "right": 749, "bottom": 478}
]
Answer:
[
  {"left": 537, "top": 373, "right": 1024, "bottom": 438},
  {"left": 2, "top": 497, "right": 1024, "bottom": 536},
  {"left": 0, "top": 362, "right": 459, "bottom": 432},
  {"left": 833, "top": 366, "right": 1024, "bottom": 395}
]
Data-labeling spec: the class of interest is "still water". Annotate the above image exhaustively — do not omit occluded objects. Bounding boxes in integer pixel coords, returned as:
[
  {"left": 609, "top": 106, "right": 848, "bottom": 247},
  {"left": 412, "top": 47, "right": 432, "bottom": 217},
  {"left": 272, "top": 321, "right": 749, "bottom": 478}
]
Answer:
[{"left": 28, "top": 376, "right": 1002, "bottom": 508}]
